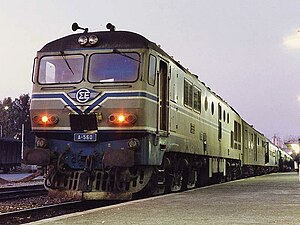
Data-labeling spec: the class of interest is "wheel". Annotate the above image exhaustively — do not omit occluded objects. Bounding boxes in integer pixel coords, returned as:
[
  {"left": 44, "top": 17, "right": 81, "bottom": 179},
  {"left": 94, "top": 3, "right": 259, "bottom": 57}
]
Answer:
[
  {"left": 166, "top": 169, "right": 188, "bottom": 192},
  {"left": 187, "top": 170, "right": 197, "bottom": 189},
  {"left": 137, "top": 167, "right": 165, "bottom": 197}
]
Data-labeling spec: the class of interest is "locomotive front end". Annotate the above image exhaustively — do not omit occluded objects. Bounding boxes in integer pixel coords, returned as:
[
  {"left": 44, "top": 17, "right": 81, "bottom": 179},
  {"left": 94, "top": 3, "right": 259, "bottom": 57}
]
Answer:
[{"left": 25, "top": 27, "right": 162, "bottom": 200}]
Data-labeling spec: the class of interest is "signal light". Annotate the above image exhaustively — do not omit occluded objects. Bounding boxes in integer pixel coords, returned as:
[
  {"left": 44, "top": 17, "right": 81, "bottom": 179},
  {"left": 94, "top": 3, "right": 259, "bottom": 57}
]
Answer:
[
  {"left": 117, "top": 115, "right": 125, "bottom": 123},
  {"left": 41, "top": 115, "right": 49, "bottom": 123},
  {"left": 78, "top": 35, "right": 99, "bottom": 46},
  {"left": 89, "top": 35, "right": 99, "bottom": 45},
  {"left": 78, "top": 35, "right": 88, "bottom": 46},
  {"left": 108, "top": 113, "right": 137, "bottom": 125},
  {"left": 33, "top": 114, "right": 59, "bottom": 126}
]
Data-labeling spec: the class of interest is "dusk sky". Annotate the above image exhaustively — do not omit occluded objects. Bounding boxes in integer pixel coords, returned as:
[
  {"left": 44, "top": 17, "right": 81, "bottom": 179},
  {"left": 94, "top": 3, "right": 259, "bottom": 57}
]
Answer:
[{"left": 1, "top": 1, "right": 300, "bottom": 140}]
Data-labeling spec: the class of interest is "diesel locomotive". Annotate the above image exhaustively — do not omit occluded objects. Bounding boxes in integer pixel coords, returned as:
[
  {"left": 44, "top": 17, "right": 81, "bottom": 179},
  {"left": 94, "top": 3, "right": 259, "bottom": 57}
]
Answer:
[{"left": 24, "top": 23, "right": 293, "bottom": 200}]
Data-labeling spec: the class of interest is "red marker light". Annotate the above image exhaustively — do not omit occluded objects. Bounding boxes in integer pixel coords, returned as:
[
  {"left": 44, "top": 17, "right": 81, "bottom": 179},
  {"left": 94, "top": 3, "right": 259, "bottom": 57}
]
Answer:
[
  {"left": 33, "top": 114, "right": 59, "bottom": 126},
  {"left": 41, "top": 115, "right": 49, "bottom": 123},
  {"left": 108, "top": 113, "right": 137, "bottom": 125},
  {"left": 117, "top": 115, "right": 125, "bottom": 123}
]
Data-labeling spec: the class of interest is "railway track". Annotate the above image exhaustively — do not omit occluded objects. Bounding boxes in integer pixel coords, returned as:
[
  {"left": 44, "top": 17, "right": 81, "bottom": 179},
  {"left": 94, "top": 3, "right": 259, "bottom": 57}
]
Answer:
[
  {"left": 0, "top": 184, "right": 47, "bottom": 200},
  {"left": 0, "top": 200, "right": 122, "bottom": 224}
]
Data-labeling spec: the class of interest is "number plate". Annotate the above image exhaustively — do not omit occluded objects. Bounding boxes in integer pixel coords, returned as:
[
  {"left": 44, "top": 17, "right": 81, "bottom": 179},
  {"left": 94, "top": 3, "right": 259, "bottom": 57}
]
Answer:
[{"left": 74, "top": 133, "right": 97, "bottom": 142}]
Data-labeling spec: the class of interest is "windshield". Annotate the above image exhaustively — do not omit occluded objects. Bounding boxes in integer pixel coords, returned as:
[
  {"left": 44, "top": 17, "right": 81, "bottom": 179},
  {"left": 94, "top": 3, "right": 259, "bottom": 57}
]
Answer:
[
  {"left": 89, "top": 53, "right": 139, "bottom": 83},
  {"left": 38, "top": 55, "right": 84, "bottom": 84}
]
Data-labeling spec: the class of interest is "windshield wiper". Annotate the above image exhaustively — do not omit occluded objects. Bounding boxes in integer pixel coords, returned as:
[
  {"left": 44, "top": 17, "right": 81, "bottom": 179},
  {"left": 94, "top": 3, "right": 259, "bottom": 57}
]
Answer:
[
  {"left": 112, "top": 49, "right": 141, "bottom": 63},
  {"left": 60, "top": 51, "right": 74, "bottom": 75}
]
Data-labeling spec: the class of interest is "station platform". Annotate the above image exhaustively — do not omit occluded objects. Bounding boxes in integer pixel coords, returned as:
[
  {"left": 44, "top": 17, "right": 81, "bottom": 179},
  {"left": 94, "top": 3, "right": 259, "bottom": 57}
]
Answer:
[
  {"left": 28, "top": 172, "right": 300, "bottom": 225},
  {"left": 0, "top": 172, "right": 43, "bottom": 188},
  {"left": 0, "top": 173, "right": 42, "bottom": 182}
]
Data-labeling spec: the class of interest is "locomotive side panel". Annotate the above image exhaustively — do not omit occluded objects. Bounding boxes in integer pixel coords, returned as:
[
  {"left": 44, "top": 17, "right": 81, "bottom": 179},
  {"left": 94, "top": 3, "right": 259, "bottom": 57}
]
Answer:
[{"left": 167, "top": 59, "right": 240, "bottom": 159}]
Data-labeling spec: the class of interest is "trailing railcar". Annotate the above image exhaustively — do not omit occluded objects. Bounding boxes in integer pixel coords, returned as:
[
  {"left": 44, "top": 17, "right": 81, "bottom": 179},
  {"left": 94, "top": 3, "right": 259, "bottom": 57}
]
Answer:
[
  {"left": 241, "top": 120, "right": 267, "bottom": 176},
  {"left": 0, "top": 138, "right": 22, "bottom": 173},
  {"left": 240, "top": 120, "right": 292, "bottom": 175},
  {"left": 278, "top": 148, "right": 293, "bottom": 171},
  {"left": 268, "top": 142, "right": 280, "bottom": 169},
  {"left": 24, "top": 23, "right": 286, "bottom": 200}
]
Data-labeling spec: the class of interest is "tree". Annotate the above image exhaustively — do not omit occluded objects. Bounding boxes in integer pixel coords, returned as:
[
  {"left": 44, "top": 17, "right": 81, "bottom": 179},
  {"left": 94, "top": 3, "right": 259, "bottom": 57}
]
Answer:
[
  {"left": 0, "top": 97, "right": 13, "bottom": 137},
  {"left": 0, "top": 94, "right": 34, "bottom": 147}
]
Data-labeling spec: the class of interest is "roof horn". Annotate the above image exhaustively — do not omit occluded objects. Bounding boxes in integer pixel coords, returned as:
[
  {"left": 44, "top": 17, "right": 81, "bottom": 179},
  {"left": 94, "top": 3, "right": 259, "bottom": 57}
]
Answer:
[
  {"left": 106, "top": 23, "right": 116, "bottom": 32},
  {"left": 72, "top": 22, "right": 88, "bottom": 33}
]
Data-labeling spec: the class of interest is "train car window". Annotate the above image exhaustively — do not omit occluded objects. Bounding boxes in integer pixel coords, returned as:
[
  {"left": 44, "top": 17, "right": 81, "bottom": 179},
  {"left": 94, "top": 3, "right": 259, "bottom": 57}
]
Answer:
[
  {"left": 234, "top": 121, "right": 241, "bottom": 149},
  {"left": 193, "top": 87, "right": 201, "bottom": 113},
  {"left": 218, "top": 121, "right": 222, "bottom": 140},
  {"left": 227, "top": 113, "right": 230, "bottom": 124},
  {"left": 238, "top": 123, "right": 241, "bottom": 144},
  {"left": 211, "top": 102, "right": 214, "bottom": 115},
  {"left": 204, "top": 96, "right": 208, "bottom": 111},
  {"left": 148, "top": 55, "right": 156, "bottom": 86},
  {"left": 32, "top": 57, "right": 37, "bottom": 84},
  {"left": 218, "top": 104, "right": 222, "bottom": 120},
  {"left": 231, "top": 131, "right": 234, "bottom": 148},
  {"left": 184, "top": 80, "right": 188, "bottom": 106},
  {"left": 223, "top": 110, "right": 226, "bottom": 122},
  {"left": 170, "top": 71, "right": 178, "bottom": 103},
  {"left": 89, "top": 53, "right": 139, "bottom": 83},
  {"left": 38, "top": 55, "right": 84, "bottom": 84},
  {"left": 184, "top": 79, "right": 193, "bottom": 108}
]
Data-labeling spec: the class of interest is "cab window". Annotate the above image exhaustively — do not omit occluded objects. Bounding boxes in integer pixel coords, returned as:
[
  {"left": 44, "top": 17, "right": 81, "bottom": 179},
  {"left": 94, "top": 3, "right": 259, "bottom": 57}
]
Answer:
[
  {"left": 38, "top": 54, "right": 84, "bottom": 84},
  {"left": 148, "top": 55, "right": 156, "bottom": 85},
  {"left": 89, "top": 53, "right": 139, "bottom": 83}
]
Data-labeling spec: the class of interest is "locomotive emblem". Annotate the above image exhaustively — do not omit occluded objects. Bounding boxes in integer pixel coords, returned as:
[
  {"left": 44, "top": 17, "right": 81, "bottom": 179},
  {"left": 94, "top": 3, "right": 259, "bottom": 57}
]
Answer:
[
  {"left": 76, "top": 88, "right": 90, "bottom": 103},
  {"left": 68, "top": 88, "right": 99, "bottom": 103}
]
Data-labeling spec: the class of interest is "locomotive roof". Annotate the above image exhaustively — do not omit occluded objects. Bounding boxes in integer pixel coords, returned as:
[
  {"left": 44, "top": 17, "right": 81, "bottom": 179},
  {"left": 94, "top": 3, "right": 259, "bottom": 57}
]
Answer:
[
  {"left": 39, "top": 30, "right": 189, "bottom": 73},
  {"left": 40, "top": 30, "right": 166, "bottom": 55}
]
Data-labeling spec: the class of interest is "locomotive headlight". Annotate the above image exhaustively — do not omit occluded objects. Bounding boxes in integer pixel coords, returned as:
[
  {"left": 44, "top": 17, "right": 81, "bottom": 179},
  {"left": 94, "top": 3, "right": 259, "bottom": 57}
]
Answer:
[
  {"left": 117, "top": 115, "right": 125, "bottom": 123},
  {"left": 78, "top": 35, "right": 88, "bottom": 46},
  {"left": 108, "top": 113, "right": 137, "bottom": 125},
  {"left": 128, "top": 138, "right": 140, "bottom": 150},
  {"left": 41, "top": 115, "right": 49, "bottom": 123},
  {"left": 89, "top": 35, "right": 99, "bottom": 45}
]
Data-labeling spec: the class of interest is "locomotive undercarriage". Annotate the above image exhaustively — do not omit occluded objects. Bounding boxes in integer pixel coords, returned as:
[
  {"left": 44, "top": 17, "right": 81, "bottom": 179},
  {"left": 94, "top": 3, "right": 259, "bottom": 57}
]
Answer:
[
  {"left": 138, "top": 152, "right": 243, "bottom": 197},
  {"left": 42, "top": 149, "right": 278, "bottom": 200},
  {"left": 241, "top": 164, "right": 278, "bottom": 177},
  {"left": 43, "top": 149, "right": 244, "bottom": 200},
  {"left": 45, "top": 165, "right": 154, "bottom": 200}
]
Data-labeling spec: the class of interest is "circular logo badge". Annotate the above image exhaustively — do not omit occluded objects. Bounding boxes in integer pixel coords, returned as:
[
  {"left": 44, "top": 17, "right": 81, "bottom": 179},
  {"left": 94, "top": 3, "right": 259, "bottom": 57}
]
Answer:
[{"left": 75, "top": 88, "right": 91, "bottom": 103}]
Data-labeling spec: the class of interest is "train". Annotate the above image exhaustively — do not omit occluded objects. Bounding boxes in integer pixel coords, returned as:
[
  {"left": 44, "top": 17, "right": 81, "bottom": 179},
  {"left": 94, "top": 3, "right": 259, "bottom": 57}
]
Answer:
[
  {"left": 24, "top": 23, "right": 293, "bottom": 200},
  {"left": 0, "top": 138, "right": 22, "bottom": 173}
]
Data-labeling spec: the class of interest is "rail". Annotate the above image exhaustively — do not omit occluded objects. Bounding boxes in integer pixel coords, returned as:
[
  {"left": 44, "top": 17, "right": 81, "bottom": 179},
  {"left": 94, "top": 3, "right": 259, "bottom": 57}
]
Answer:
[
  {"left": 0, "top": 184, "right": 47, "bottom": 201},
  {"left": 0, "top": 200, "right": 122, "bottom": 224}
]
